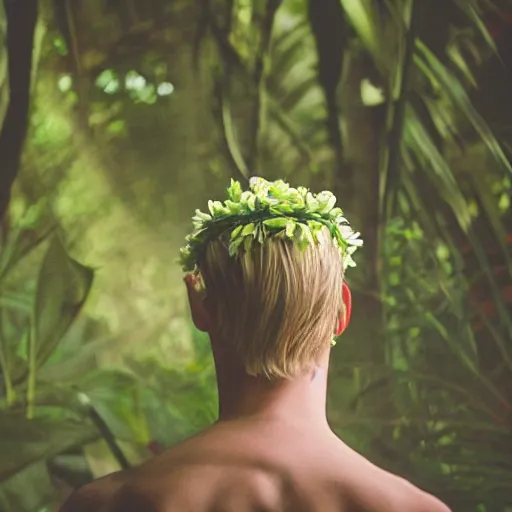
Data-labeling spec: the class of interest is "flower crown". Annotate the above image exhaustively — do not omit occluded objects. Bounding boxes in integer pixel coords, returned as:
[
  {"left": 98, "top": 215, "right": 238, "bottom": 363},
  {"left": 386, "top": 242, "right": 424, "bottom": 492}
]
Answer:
[{"left": 179, "top": 177, "right": 363, "bottom": 273}]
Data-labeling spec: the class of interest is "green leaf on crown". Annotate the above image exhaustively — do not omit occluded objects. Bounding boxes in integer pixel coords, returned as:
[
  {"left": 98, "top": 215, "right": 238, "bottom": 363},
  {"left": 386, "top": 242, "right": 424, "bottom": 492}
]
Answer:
[
  {"left": 285, "top": 220, "right": 297, "bottom": 239},
  {"left": 242, "top": 223, "right": 256, "bottom": 236},
  {"left": 227, "top": 179, "right": 243, "bottom": 202},
  {"left": 263, "top": 217, "right": 288, "bottom": 229}
]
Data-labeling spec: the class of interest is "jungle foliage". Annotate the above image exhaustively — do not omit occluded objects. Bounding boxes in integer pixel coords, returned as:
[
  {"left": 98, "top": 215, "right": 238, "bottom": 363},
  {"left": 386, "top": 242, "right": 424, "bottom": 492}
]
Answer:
[{"left": 0, "top": 0, "right": 511, "bottom": 511}]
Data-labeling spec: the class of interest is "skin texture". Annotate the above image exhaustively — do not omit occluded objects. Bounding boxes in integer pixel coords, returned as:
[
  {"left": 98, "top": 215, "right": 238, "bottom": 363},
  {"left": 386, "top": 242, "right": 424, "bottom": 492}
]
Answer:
[{"left": 60, "top": 275, "right": 451, "bottom": 512}]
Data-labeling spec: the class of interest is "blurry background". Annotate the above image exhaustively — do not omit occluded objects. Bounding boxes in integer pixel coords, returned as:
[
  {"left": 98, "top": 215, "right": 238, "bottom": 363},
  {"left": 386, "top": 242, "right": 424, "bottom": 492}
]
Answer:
[{"left": 0, "top": 0, "right": 511, "bottom": 510}]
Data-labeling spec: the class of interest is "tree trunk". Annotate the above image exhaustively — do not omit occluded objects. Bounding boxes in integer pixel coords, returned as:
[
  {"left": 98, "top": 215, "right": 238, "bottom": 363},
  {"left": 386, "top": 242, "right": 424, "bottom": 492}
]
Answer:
[
  {"left": 0, "top": 1, "right": 8, "bottom": 133},
  {"left": 328, "top": 43, "right": 387, "bottom": 430},
  {"left": 337, "top": 44, "right": 386, "bottom": 365},
  {"left": 0, "top": 0, "right": 39, "bottom": 222}
]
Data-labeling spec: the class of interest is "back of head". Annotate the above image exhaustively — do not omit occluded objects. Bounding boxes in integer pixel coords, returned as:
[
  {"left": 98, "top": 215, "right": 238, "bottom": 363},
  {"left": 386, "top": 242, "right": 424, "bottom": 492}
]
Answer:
[
  {"left": 179, "top": 177, "right": 362, "bottom": 380},
  {"left": 200, "top": 229, "right": 344, "bottom": 379}
]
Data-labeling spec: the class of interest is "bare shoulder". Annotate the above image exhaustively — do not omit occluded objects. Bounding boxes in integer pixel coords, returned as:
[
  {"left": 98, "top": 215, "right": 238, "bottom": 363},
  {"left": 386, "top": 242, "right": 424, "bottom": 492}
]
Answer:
[
  {"left": 348, "top": 465, "right": 451, "bottom": 512},
  {"left": 59, "top": 472, "right": 164, "bottom": 512},
  {"left": 107, "top": 459, "right": 283, "bottom": 511},
  {"left": 59, "top": 471, "right": 128, "bottom": 512},
  {"left": 106, "top": 480, "right": 164, "bottom": 512}
]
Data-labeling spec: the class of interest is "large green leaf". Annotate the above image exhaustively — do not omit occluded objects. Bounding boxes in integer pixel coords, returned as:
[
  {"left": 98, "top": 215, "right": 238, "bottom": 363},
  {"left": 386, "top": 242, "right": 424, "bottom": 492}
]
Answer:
[
  {"left": 0, "top": 412, "right": 97, "bottom": 482},
  {"left": 0, "top": 462, "right": 53, "bottom": 512},
  {"left": 0, "top": 207, "right": 54, "bottom": 285},
  {"left": 23, "top": 236, "right": 93, "bottom": 417},
  {"left": 32, "top": 235, "right": 94, "bottom": 370}
]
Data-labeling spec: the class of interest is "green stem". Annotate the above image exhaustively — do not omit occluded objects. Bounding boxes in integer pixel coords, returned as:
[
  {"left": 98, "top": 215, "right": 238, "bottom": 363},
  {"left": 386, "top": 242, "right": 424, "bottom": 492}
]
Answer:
[
  {"left": 26, "top": 319, "right": 36, "bottom": 419},
  {"left": 0, "top": 337, "right": 15, "bottom": 407},
  {"left": 77, "top": 392, "right": 131, "bottom": 470}
]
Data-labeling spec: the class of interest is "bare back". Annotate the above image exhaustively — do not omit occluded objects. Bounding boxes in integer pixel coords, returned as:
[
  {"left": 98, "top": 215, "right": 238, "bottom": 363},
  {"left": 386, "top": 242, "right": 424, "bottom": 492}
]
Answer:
[{"left": 62, "top": 420, "right": 450, "bottom": 512}]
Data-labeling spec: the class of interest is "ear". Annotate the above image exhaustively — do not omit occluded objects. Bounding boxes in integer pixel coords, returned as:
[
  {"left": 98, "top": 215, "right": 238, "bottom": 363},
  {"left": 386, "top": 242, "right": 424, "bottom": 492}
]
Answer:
[
  {"left": 335, "top": 281, "right": 352, "bottom": 336},
  {"left": 184, "top": 273, "right": 212, "bottom": 333}
]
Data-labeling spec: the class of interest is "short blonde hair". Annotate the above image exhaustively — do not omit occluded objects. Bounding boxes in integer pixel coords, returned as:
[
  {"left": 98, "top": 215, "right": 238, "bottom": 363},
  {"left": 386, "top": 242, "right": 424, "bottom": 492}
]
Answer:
[{"left": 199, "top": 229, "right": 344, "bottom": 379}]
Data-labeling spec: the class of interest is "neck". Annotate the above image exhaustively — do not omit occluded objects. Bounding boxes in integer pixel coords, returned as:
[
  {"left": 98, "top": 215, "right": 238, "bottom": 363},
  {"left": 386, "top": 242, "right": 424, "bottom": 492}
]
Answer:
[{"left": 211, "top": 337, "right": 330, "bottom": 430}]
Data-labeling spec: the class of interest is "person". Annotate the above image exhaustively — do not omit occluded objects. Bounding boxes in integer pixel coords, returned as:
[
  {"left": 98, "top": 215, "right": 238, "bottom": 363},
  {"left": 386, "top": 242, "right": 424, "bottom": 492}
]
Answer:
[{"left": 60, "top": 178, "right": 451, "bottom": 511}]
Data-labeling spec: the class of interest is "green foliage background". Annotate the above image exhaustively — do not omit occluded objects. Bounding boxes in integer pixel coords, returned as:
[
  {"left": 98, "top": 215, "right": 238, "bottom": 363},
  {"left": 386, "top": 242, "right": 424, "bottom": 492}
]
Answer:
[{"left": 0, "top": 0, "right": 511, "bottom": 511}]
